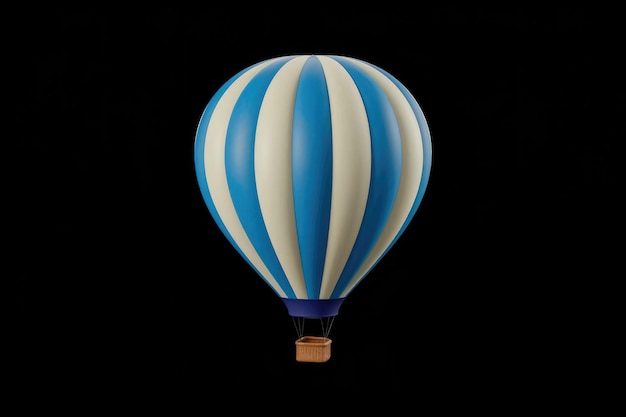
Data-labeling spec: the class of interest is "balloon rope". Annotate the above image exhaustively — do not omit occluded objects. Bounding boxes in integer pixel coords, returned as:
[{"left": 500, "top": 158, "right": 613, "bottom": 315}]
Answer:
[
  {"left": 292, "top": 317, "right": 305, "bottom": 338},
  {"left": 321, "top": 316, "right": 335, "bottom": 339},
  {"left": 292, "top": 316, "right": 335, "bottom": 338}
]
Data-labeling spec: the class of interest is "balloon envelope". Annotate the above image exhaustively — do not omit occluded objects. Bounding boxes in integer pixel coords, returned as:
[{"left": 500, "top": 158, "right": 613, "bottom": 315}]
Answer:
[{"left": 194, "top": 55, "right": 432, "bottom": 318}]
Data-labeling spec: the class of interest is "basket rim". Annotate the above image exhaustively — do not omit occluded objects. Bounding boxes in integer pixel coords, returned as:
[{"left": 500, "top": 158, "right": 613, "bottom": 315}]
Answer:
[{"left": 295, "top": 336, "right": 332, "bottom": 346}]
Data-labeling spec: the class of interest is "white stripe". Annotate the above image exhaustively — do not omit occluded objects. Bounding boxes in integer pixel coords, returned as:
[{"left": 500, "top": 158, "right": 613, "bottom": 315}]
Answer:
[
  {"left": 317, "top": 56, "right": 372, "bottom": 299},
  {"left": 339, "top": 58, "right": 425, "bottom": 297},
  {"left": 204, "top": 57, "right": 287, "bottom": 298},
  {"left": 255, "top": 56, "right": 309, "bottom": 299}
]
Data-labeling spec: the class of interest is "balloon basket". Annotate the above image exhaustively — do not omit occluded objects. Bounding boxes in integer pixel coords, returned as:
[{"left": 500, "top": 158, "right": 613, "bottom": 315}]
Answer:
[{"left": 295, "top": 336, "right": 332, "bottom": 363}]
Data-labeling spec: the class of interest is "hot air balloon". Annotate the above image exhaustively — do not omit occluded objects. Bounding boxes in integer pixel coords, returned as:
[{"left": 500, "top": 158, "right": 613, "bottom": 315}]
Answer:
[{"left": 194, "top": 54, "right": 432, "bottom": 362}]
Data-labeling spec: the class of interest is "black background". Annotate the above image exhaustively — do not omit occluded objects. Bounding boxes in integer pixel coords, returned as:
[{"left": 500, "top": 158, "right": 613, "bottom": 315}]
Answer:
[{"left": 9, "top": 5, "right": 621, "bottom": 411}]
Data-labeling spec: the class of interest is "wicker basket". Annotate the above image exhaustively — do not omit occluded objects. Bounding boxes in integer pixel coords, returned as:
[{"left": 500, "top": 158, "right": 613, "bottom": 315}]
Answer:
[{"left": 295, "top": 336, "right": 332, "bottom": 363}]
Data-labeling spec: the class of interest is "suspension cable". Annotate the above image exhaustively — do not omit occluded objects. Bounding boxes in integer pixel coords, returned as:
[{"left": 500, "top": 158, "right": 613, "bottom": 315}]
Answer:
[
  {"left": 320, "top": 316, "right": 335, "bottom": 339},
  {"left": 292, "top": 316, "right": 305, "bottom": 338},
  {"left": 292, "top": 316, "right": 337, "bottom": 339}
]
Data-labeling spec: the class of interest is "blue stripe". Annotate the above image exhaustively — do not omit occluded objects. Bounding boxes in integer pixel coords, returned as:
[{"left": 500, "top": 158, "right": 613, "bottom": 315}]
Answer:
[
  {"left": 368, "top": 62, "right": 432, "bottom": 253},
  {"left": 330, "top": 57, "right": 403, "bottom": 298},
  {"left": 194, "top": 65, "right": 283, "bottom": 292},
  {"left": 339, "top": 59, "right": 433, "bottom": 287},
  {"left": 292, "top": 56, "right": 333, "bottom": 299},
  {"left": 194, "top": 81, "right": 231, "bottom": 220},
  {"left": 195, "top": 64, "right": 254, "bottom": 217},
  {"left": 224, "top": 57, "right": 297, "bottom": 298}
]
